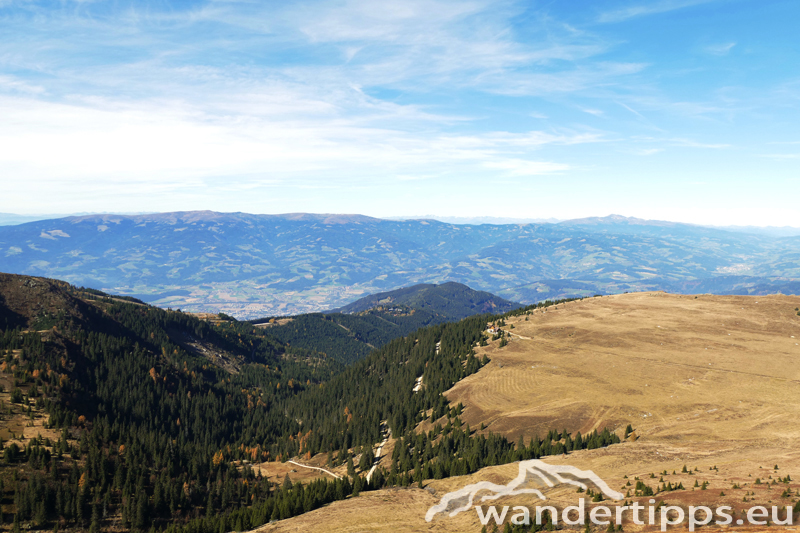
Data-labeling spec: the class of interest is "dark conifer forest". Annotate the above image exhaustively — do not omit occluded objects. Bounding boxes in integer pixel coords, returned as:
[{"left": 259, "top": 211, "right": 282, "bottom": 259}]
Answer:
[{"left": 0, "top": 274, "right": 619, "bottom": 532}]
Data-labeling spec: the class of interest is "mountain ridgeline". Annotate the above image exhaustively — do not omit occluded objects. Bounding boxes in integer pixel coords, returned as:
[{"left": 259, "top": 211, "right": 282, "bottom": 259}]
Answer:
[
  {"left": 248, "top": 282, "right": 522, "bottom": 364},
  {"left": 1, "top": 211, "right": 799, "bottom": 318},
  {"left": 0, "top": 273, "right": 615, "bottom": 533},
  {"left": 330, "top": 281, "right": 521, "bottom": 317}
]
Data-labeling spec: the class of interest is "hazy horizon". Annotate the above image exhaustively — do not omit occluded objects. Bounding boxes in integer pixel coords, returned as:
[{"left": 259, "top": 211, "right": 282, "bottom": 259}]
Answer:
[{"left": 2, "top": 210, "right": 800, "bottom": 234}]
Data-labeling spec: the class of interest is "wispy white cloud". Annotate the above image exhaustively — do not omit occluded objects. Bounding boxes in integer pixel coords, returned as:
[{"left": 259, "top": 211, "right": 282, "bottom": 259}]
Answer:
[
  {"left": 480, "top": 62, "right": 647, "bottom": 96},
  {"left": 0, "top": 0, "right": 640, "bottom": 110},
  {"left": 758, "top": 153, "right": 800, "bottom": 160},
  {"left": 705, "top": 42, "right": 736, "bottom": 55},
  {"left": 295, "top": 0, "right": 490, "bottom": 43},
  {"left": 619, "top": 91, "right": 748, "bottom": 122},
  {"left": 0, "top": 88, "right": 595, "bottom": 190},
  {"left": 482, "top": 158, "right": 570, "bottom": 176},
  {"left": 616, "top": 101, "right": 647, "bottom": 120},
  {"left": 394, "top": 174, "right": 436, "bottom": 181},
  {"left": 630, "top": 135, "right": 731, "bottom": 150},
  {"left": 0, "top": 75, "right": 45, "bottom": 95},
  {"left": 631, "top": 148, "right": 664, "bottom": 156},
  {"left": 669, "top": 138, "right": 731, "bottom": 149},
  {"left": 597, "top": 0, "right": 718, "bottom": 23}
]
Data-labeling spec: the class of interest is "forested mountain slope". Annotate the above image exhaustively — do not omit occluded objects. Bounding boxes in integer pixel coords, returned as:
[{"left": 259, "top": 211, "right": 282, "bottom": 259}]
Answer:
[
  {"left": 250, "top": 308, "right": 438, "bottom": 364},
  {"left": 330, "top": 281, "right": 521, "bottom": 318},
  {"left": 249, "top": 282, "right": 522, "bottom": 364},
  {"left": 0, "top": 273, "right": 618, "bottom": 532}
]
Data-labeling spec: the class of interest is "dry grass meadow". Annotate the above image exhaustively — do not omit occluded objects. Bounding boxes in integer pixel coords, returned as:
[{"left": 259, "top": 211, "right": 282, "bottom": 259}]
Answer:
[{"left": 255, "top": 292, "right": 800, "bottom": 532}]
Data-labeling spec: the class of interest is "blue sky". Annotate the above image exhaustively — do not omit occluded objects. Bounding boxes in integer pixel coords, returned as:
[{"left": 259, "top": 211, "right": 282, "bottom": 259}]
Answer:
[{"left": 1, "top": 0, "right": 798, "bottom": 225}]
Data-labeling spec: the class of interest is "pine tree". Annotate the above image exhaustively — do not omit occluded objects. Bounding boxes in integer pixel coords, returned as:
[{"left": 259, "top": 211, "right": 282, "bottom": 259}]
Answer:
[
  {"left": 89, "top": 501, "right": 101, "bottom": 533},
  {"left": 134, "top": 494, "right": 149, "bottom": 530}
]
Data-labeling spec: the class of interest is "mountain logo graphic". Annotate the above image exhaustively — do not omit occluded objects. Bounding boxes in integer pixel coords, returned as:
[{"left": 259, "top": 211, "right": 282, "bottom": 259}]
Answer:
[{"left": 425, "top": 459, "right": 624, "bottom": 522}]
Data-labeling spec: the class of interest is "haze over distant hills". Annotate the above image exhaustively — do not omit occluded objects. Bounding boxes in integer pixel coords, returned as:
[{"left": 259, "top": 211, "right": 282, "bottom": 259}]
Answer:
[
  {"left": 710, "top": 225, "right": 800, "bottom": 238},
  {"left": 7, "top": 211, "right": 800, "bottom": 234},
  {"left": 388, "top": 215, "right": 563, "bottom": 225},
  {"left": 0, "top": 213, "right": 79, "bottom": 226},
  {"left": 1, "top": 210, "right": 799, "bottom": 318},
  {"left": 0, "top": 212, "right": 155, "bottom": 226}
]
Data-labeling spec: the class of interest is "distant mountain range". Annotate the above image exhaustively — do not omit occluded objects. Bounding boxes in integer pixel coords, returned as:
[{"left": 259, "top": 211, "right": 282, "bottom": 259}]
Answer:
[
  {"left": 1, "top": 210, "right": 798, "bottom": 318},
  {"left": 0, "top": 212, "right": 155, "bottom": 226},
  {"left": 388, "top": 215, "right": 563, "bottom": 225},
  {"left": 0, "top": 213, "right": 72, "bottom": 226}
]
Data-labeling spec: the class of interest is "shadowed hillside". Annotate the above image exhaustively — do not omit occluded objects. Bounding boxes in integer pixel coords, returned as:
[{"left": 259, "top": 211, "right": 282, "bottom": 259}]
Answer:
[{"left": 331, "top": 281, "right": 522, "bottom": 318}]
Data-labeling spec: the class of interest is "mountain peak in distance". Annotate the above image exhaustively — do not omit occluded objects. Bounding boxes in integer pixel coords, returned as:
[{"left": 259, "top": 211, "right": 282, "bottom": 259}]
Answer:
[{"left": 331, "top": 281, "right": 522, "bottom": 320}]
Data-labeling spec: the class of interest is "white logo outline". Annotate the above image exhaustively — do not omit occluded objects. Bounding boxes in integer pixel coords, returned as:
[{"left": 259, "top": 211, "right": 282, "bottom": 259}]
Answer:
[{"left": 425, "top": 459, "right": 624, "bottom": 522}]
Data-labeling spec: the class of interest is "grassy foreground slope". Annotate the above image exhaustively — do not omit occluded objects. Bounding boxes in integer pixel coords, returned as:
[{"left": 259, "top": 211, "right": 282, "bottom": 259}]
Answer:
[{"left": 255, "top": 292, "right": 800, "bottom": 533}]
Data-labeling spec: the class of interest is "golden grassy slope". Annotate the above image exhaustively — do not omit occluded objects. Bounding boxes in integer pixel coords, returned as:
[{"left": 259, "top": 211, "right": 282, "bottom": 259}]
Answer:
[
  {"left": 454, "top": 292, "right": 800, "bottom": 444},
  {"left": 254, "top": 292, "right": 800, "bottom": 532}
]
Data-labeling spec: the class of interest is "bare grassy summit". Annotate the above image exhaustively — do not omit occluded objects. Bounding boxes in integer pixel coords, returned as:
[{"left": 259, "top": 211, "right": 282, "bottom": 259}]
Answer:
[
  {"left": 256, "top": 292, "right": 800, "bottom": 533},
  {"left": 0, "top": 273, "right": 89, "bottom": 329}
]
